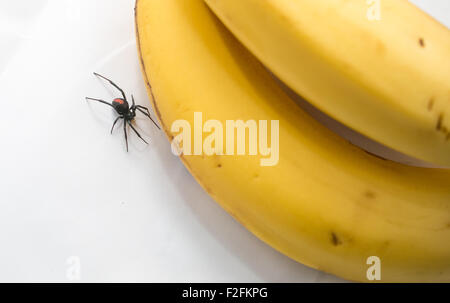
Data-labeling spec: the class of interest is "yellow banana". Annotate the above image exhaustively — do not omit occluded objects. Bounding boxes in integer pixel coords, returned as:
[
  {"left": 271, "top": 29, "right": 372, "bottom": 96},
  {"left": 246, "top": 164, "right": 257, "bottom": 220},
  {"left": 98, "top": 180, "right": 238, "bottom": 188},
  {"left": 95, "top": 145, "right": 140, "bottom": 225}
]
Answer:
[
  {"left": 204, "top": 0, "right": 450, "bottom": 166},
  {"left": 135, "top": 0, "right": 450, "bottom": 282}
]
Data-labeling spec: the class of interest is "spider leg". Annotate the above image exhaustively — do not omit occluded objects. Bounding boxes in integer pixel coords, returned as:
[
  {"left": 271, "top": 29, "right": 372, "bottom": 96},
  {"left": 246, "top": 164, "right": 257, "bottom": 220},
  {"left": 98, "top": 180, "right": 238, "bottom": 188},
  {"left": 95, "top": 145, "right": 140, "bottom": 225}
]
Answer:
[
  {"left": 86, "top": 97, "right": 114, "bottom": 108},
  {"left": 136, "top": 106, "right": 161, "bottom": 130},
  {"left": 131, "top": 94, "right": 136, "bottom": 107},
  {"left": 123, "top": 118, "right": 129, "bottom": 152},
  {"left": 110, "top": 116, "right": 123, "bottom": 134},
  {"left": 93, "top": 72, "right": 127, "bottom": 101},
  {"left": 127, "top": 120, "right": 148, "bottom": 145},
  {"left": 136, "top": 105, "right": 151, "bottom": 116}
]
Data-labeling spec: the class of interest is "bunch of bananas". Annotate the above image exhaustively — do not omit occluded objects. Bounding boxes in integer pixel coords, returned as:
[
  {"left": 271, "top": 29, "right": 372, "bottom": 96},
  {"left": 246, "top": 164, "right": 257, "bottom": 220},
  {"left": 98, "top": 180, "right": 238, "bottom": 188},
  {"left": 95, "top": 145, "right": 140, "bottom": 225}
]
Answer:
[{"left": 135, "top": 0, "right": 450, "bottom": 282}]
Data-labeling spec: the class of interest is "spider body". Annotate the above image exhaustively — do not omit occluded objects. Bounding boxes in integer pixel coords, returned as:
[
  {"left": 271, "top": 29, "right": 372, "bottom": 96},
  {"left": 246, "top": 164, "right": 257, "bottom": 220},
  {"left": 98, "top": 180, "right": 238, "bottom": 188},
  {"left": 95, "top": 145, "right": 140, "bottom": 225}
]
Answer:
[
  {"left": 86, "top": 73, "right": 160, "bottom": 151},
  {"left": 112, "top": 98, "right": 133, "bottom": 117}
]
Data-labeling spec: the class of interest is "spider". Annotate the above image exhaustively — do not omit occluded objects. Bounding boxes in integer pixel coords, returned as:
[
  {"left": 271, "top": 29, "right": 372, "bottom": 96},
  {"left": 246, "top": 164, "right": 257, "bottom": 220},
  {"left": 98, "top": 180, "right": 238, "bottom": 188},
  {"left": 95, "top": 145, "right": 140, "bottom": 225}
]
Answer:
[{"left": 86, "top": 72, "right": 160, "bottom": 151}]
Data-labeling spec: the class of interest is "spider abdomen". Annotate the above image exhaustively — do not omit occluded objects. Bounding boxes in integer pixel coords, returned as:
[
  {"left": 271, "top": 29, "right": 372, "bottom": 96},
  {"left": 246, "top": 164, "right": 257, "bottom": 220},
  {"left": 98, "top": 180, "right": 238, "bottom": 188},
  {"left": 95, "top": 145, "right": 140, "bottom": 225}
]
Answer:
[{"left": 112, "top": 98, "right": 129, "bottom": 115}]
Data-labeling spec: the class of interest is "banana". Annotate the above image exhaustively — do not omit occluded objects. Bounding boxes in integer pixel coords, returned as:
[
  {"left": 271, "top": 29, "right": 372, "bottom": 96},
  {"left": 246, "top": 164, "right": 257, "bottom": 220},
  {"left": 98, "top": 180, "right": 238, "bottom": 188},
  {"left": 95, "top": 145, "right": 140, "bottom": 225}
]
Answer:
[
  {"left": 135, "top": 0, "right": 450, "bottom": 282},
  {"left": 204, "top": 0, "right": 450, "bottom": 166}
]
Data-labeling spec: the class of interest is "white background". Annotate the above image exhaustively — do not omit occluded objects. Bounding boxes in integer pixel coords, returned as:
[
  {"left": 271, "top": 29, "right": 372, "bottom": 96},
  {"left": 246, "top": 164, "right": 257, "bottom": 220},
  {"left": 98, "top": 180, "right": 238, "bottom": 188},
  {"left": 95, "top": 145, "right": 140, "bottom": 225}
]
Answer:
[{"left": 0, "top": 0, "right": 448, "bottom": 282}]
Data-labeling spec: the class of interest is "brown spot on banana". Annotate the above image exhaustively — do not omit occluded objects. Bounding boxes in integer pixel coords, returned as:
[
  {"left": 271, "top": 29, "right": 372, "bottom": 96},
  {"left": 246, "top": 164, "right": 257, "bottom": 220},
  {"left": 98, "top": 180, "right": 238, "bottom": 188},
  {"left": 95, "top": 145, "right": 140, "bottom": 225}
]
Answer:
[
  {"left": 364, "top": 190, "right": 377, "bottom": 199},
  {"left": 419, "top": 38, "right": 425, "bottom": 48},
  {"left": 330, "top": 232, "right": 342, "bottom": 246},
  {"left": 427, "top": 98, "right": 434, "bottom": 111},
  {"left": 436, "top": 113, "right": 444, "bottom": 131}
]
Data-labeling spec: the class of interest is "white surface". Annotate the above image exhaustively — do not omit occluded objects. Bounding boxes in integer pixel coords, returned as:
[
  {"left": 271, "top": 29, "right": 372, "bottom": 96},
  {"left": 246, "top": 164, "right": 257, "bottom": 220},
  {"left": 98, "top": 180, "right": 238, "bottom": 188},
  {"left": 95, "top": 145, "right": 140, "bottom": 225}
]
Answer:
[{"left": 0, "top": 0, "right": 448, "bottom": 282}]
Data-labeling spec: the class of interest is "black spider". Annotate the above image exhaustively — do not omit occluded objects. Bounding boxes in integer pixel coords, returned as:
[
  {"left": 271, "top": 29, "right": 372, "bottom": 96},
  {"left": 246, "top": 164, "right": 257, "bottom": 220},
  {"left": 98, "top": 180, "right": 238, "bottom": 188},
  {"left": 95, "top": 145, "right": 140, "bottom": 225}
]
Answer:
[{"left": 86, "top": 72, "right": 160, "bottom": 151}]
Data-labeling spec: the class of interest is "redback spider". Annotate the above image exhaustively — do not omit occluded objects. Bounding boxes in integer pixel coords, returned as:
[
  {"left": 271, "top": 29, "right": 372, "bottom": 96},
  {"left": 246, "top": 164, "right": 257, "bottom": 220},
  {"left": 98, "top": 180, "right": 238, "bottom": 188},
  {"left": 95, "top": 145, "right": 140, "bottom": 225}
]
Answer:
[{"left": 86, "top": 72, "right": 160, "bottom": 151}]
